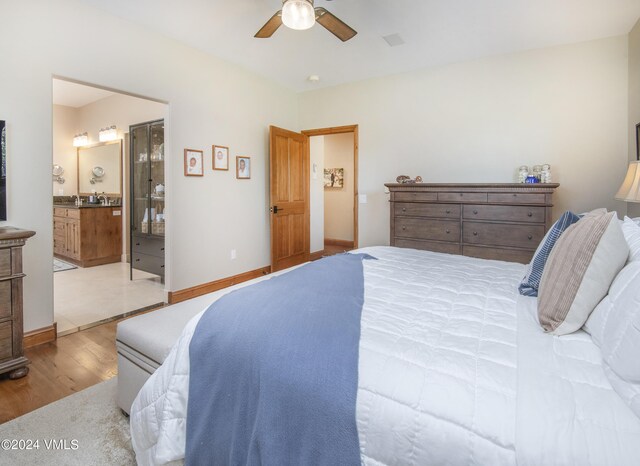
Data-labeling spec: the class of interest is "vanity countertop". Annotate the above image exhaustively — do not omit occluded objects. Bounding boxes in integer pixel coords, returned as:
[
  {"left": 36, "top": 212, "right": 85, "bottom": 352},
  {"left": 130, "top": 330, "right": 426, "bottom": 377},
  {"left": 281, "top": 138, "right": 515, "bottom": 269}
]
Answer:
[{"left": 53, "top": 203, "right": 122, "bottom": 209}]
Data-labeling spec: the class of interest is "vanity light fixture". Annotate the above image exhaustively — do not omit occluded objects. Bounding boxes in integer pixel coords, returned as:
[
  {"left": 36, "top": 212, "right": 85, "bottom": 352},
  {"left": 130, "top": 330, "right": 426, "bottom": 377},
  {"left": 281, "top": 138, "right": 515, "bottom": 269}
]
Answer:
[
  {"left": 73, "top": 132, "right": 88, "bottom": 147},
  {"left": 98, "top": 125, "right": 118, "bottom": 142}
]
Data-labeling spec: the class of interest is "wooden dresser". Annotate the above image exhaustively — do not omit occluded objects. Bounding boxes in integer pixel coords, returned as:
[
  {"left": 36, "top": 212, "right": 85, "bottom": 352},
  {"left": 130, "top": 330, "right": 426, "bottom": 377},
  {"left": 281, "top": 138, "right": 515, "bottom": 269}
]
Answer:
[
  {"left": 0, "top": 227, "right": 35, "bottom": 380},
  {"left": 53, "top": 206, "right": 122, "bottom": 267},
  {"left": 386, "top": 183, "right": 559, "bottom": 264}
]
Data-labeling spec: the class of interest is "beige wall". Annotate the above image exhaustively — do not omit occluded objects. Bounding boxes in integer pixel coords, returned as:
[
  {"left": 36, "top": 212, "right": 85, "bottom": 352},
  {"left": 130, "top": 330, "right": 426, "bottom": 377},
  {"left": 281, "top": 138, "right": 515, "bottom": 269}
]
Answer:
[
  {"left": 323, "top": 133, "right": 354, "bottom": 242},
  {"left": 299, "top": 36, "right": 629, "bottom": 247},
  {"left": 1, "top": 0, "right": 297, "bottom": 332},
  {"left": 309, "top": 136, "right": 325, "bottom": 252},
  {"left": 52, "top": 105, "right": 78, "bottom": 196},
  {"left": 629, "top": 19, "right": 640, "bottom": 218}
]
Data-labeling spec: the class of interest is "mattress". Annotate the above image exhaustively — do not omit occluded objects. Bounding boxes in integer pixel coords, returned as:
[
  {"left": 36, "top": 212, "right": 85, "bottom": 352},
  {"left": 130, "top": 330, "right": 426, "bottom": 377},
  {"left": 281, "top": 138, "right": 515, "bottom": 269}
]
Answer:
[{"left": 129, "top": 246, "right": 640, "bottom": 465}]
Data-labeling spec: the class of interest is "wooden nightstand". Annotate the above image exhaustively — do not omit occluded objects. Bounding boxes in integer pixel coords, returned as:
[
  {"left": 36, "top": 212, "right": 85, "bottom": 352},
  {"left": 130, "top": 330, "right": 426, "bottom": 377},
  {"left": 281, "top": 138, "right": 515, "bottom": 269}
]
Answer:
[{"left": 0, "top": 227, "right": 35, "bottom": 380}]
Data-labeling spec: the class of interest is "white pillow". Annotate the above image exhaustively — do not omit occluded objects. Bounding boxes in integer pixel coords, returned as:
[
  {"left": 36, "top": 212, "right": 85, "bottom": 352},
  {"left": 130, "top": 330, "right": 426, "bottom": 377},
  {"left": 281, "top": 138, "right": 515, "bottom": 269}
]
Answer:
[
  {"left": 601, "top": 261, "right": 640, "bottom": 383},
  {"left": 622, "top": 216, "right": 640, "bottom": 262},
  {"left": 585, "top": 261, "right": 640, "bottom": 346},
  {"left": 598, "top": 261, "right": 640, "bottom": 417}
]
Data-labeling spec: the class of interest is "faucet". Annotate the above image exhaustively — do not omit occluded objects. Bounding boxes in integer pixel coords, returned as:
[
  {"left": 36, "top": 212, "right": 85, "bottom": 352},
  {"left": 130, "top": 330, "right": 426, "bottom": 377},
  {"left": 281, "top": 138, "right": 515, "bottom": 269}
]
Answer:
[
  {"left": 71, "top": 194, "right": 79, "bottom": 206},
  {"left": 98, "top": 194, "right": 109, "bottom": 206}
]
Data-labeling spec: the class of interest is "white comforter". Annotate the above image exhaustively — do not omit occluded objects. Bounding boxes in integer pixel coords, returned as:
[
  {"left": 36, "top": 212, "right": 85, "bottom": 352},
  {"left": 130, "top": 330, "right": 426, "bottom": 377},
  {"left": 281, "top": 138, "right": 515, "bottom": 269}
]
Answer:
[{"left": 130, "top": 246, "right": 640, "bottom": 465}]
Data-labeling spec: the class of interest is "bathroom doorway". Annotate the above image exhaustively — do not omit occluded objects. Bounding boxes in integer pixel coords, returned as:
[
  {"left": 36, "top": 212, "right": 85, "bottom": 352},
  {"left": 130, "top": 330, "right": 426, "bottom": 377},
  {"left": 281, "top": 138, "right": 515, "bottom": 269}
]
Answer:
[
  {"left": 305, "top": 126, "right": 358, "bottom": 259},
  {"left": 51, "top": 77, "right": 168, "bottom": 335}
]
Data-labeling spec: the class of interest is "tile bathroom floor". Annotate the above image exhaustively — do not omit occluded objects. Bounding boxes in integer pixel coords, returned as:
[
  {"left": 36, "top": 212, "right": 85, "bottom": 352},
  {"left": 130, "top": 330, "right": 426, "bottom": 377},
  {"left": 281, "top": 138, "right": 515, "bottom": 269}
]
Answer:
[{"left": 54, "top": 262, "right": 165, "bottom": 335}]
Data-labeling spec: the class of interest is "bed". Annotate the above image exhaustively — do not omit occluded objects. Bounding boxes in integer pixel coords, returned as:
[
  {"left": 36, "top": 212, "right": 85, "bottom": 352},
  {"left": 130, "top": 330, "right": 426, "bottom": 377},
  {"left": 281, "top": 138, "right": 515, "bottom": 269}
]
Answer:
[{"left": 129, "top": 246, "right": 640, "bottom": 465}]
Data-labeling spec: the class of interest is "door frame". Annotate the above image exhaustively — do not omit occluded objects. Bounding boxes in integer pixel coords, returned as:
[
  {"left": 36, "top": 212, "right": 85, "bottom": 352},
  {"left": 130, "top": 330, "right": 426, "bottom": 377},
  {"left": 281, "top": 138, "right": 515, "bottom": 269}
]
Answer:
[{"left": 302, "top": 125, "right": 359, "bottom": 250}]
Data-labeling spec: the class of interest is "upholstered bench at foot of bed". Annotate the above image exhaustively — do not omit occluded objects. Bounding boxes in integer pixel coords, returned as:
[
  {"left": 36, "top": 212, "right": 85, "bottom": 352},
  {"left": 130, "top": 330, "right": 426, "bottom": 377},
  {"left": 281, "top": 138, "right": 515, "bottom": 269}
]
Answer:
[{"left": 116, "top": 302, "right": 204, "bottom": 414}]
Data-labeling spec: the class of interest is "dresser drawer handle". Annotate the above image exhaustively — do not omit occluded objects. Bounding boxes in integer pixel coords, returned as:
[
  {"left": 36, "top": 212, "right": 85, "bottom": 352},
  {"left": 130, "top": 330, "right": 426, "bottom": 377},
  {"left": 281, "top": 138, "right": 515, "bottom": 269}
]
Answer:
[
  {"left": 446, "top": 229, "right": 450, "bottom": 234},
  {"left": 513, "top": 194, "right": 518, "bottom": 197},
  {"left": 402, "top": 226, "right": 406, "bottom": 231},
  {"left": 160, "top": 265, "right": 165, "bottom": 269},
  {"left": 527, "top": 212, "right": 533, "bottom": 217},
  {"left": 473, "top": 231, "right": 478, "bottom": 236},
  {"left": 135, "top": 242, "right": 140, "bottom": 246},
  {"left": 161, "top": 247, "right": 165, "bottom": 251},
  {"left": 402, "top": 207, "right": 406, "bottom": 212},
  {"left": 135, "top": 258, "right": 140, "bottom": 262},
  {"left": 528, "top": 235, "right": 533, "bottom": 240},
  {"left": 446, "top": 209, "right": 451, "bottom": 214},
  {"left": 473, "top": 210, "right": 478, "bottom": 214}
]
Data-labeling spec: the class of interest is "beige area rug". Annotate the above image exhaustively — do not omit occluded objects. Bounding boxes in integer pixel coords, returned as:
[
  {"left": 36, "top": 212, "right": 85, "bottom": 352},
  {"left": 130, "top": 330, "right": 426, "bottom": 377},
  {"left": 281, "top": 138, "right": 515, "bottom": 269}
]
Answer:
[{"left": 0, "top": 377, "right": 135, "bottom": 465}]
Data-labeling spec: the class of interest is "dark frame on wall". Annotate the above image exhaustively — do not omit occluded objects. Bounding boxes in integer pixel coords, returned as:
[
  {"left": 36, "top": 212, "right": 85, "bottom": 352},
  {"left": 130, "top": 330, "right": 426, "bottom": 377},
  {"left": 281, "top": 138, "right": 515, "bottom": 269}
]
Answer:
[
  {"left": 636, "top": 122, "right": 640, "bottom": 161},
  {"left": 0, "top": 120, "right": 6, "bottom": 221}
]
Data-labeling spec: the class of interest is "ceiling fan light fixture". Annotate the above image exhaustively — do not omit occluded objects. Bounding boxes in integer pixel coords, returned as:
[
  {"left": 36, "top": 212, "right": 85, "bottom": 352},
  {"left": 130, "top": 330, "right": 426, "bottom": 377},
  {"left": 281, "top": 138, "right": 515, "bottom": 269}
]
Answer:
[{"left": 281, "top": 0, "right": 315, "bottom": 31}]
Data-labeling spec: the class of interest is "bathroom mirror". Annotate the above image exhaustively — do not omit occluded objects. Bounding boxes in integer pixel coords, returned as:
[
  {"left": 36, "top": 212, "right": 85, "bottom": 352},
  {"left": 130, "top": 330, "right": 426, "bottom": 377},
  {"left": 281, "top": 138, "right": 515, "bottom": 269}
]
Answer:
[{"left": 78, "top": 140, "right": 122, "bottom": 196}]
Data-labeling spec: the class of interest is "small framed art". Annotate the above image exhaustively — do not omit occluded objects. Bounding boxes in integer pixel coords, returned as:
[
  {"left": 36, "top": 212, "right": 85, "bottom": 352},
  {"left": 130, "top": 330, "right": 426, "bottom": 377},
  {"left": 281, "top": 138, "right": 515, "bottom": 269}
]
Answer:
[
  {"left": 236, "top": 156, "right": 251, "bottom": 179},
  {"left": 184, "top": 149, "right": 204, "bottom": 177},
  {"left": 212, "top": 145, "right": 229, "bottom": 171}
]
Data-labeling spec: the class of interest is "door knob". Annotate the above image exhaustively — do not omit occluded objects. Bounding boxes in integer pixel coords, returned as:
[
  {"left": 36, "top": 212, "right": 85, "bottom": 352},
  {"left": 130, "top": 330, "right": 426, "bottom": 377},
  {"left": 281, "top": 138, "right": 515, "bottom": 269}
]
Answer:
[{"left": 271, "top": 206, "right": 280, "bottom": 214}]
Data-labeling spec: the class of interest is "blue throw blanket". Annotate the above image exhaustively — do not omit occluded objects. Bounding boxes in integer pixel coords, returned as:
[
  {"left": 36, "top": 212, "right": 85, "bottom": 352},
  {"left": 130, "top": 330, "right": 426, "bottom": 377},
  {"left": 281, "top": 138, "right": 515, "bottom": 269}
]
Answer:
[{"left": 186, "top": 253, "right": 375, "bottom": 466}]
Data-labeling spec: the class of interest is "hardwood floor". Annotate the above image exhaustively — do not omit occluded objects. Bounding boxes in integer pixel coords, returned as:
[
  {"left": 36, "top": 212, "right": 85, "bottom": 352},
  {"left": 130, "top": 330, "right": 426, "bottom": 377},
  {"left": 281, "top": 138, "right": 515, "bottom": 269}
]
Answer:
[{"left": 0, "top": 321, "right": 119, "bottom": 424}]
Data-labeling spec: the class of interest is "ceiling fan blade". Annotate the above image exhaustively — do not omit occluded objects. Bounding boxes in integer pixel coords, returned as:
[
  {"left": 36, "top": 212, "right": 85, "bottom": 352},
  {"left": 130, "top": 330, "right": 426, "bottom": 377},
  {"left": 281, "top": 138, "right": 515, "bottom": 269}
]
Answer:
[
  {"left": 255, "top": 11, "right": 282, "bottom": 38},
  {"left": 315, "top": 7, "right": 357, "bottom": 42}
]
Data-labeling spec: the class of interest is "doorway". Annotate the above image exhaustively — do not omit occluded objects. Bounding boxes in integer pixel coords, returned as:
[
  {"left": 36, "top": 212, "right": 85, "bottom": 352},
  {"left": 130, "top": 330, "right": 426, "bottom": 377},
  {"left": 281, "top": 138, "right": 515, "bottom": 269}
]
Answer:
[
  {"left": 52, "top": 77, "right": 168, "bottom": 335},
  {"left": 304, "top": 126, "right": 358, "bottom": 259}
]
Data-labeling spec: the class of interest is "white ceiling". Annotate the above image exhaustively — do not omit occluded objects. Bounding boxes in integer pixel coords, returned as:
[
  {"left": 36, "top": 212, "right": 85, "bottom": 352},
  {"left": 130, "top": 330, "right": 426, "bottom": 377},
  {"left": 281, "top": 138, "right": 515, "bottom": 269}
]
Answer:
[
  {"left": 79, "top": 0, "right": 640, "bottom": 92},
  {"left": 52, "top": 79, "right": 116, "bottom": 108}
]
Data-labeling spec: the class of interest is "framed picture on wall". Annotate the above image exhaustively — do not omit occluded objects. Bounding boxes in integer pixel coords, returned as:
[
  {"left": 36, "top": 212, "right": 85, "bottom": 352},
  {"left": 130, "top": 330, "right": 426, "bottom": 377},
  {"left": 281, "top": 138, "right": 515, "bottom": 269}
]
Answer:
[
  {"left": 324, "top": 168, "right": 344, "bottom": 188},
  {"left": 184, "top": 149, "right": 204, "bottom": 177},
  {"left": 636, "top": 123, "right": 640, "bottom": 161},
  {"left": 236, "top": 156, "right": 251, "bottom": 179},
  {"left": 212, "top": 145, "right": 229, "bottom": 171}
]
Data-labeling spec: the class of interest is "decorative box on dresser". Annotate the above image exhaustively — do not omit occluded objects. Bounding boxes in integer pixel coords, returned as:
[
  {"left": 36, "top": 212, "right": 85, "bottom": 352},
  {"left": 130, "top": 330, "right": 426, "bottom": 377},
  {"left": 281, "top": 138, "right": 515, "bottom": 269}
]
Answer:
[
  {"left": 386, "top": 183, "right": 559, "bottom": 264},
  {"left": 0, "top": 227, "right": 35, "bottom": 380}
]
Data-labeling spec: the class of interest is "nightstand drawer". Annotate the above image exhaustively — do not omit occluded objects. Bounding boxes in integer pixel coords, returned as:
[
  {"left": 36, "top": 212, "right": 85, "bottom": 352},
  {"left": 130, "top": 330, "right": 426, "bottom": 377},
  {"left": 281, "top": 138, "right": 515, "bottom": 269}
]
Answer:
[
  {"left": 0, "top": 321, "right": 12, "bottom": 362},
  {"left": 463, "top": 222, "right": 544, "bottom": 249},
  {"left": 463, "top": 205, "right": 545, "bottom": 223},
  {"left": 396, "top": 218, "right": 459, "bottom": 242},
  {"left": 0, "top": 250, "right": 11, "bottom": 277},
  {"left": 395, "top": 203, "right": 460, "bottom": 219}
]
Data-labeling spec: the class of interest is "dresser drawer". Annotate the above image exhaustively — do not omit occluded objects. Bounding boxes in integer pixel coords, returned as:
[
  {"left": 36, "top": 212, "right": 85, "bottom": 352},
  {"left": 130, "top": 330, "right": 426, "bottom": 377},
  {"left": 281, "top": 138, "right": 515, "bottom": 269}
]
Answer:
[
  {"left": 438, "top": 192, "right": 488, "bottom": 203},
  {"left": 463, "top": 205, "right": 546, "bottom": 223},
  {"left": 463, "top": 222, "right": 544, "bottom": 249},
  {"left": 132, "top": 236, "right": 165, "bottom": 258},
  {"left": 396, "top": 218, "right": 460, "bottom": 242},
  {"left": 0, "top": 250, "right": 11, "bottom": 277},
  {"left": 393, "top": 192, "right": 438, "bottom": 202},
  {"left": 487, "top": 193, "right": 546, "bottom": 204},
  {"left": 132, "top": 252, "right": 165, "bottom": 276},
  {"left": 394, "top": 238, "right": 461, "bottom": 255},
  {"left": 0, "top": 281, "right": 11, "bottom": 320},
  {"left": 395, "top": 203, "right": 460, "bottom": 219},
  {"left": 463, "top": 246, "right": 534, "bottom": 264},
  {"left": 0, "top": 321, "right": 12, "bottom": 362}
]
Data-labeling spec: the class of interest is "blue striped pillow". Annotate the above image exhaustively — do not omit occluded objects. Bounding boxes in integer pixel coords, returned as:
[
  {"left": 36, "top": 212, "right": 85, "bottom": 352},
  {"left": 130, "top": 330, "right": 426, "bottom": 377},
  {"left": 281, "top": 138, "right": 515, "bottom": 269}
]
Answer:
[{"left": 518, "top": 211, "right": 581, "bottom": 297}]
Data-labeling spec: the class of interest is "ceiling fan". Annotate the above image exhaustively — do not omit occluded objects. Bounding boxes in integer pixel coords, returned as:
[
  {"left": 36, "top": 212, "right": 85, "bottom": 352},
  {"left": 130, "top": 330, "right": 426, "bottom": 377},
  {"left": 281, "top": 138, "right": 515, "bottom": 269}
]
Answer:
[{"left": 255, "top": 0, "right": 357, "bottom": 42}]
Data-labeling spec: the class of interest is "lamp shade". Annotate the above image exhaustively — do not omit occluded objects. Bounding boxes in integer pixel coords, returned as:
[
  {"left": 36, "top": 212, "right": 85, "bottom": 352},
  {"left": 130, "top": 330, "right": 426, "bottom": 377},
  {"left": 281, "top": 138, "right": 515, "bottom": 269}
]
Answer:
[
  {"left": 281, "top": 0, "right": 315, "bottom": 30},
  {"left": 615, "top": 161, "right": 640, "bottom": 203}
]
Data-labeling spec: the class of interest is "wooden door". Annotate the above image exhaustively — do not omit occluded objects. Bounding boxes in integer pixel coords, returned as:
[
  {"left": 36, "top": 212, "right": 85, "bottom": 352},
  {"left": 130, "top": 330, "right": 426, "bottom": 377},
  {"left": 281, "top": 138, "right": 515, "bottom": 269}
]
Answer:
[{"left": 269, "top": 126, "right": 309, "bottom": 272}]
